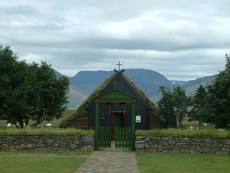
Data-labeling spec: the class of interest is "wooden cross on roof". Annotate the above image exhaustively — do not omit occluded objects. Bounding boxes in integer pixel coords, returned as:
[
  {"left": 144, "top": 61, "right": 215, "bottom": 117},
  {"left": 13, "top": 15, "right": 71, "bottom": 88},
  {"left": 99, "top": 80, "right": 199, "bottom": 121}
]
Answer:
[{"left": 116, "top": 61, "right": 123, "bottom": 72}]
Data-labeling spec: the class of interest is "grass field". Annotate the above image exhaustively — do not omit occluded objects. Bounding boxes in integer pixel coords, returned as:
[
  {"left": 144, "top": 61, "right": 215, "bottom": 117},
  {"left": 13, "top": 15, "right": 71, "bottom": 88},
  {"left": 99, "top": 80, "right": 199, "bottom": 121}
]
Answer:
[
  {"left": 0, "top": 151, "right": 89, "bottom": 173},
  {"left": 137, "top": 152, "right": 230, "bottom": 173},
  {"left": 1, "top": 151, "right": 230, "bottom": 173}
]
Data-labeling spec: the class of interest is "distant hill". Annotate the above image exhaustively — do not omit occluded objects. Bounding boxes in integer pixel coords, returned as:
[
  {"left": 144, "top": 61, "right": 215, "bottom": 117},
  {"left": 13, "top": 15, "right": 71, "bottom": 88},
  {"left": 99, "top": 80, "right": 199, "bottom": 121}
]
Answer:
[
  {"left": 181, "top": 75, "right": 216, "bottom": 89},
  {"left": 69, "top": 71, "right": 114, "bottom": 95},
  {"left": 54, "top": 70, "right": 87, "bottom": 109},
  {"left": 182, "top": 75, "right": 216, "bottom": 96},
  {"left": 67, "top": 84, "right": 87, "bottom": 109},
  {"left": 69, "top": 69, "right": 173, "bottom": 98},
  {"left": 123, "top": 69, "right": 173, "bottom": 97},
  {"left": 151, "top": 75, "right": 216, "bottom": 103}
]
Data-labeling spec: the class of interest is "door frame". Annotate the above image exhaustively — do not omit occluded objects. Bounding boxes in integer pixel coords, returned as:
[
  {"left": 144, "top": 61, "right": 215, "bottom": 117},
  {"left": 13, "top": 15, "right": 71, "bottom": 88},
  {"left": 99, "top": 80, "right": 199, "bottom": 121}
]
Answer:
[{"left": 112, "top": 111, "right": 126, "bottom": 138}]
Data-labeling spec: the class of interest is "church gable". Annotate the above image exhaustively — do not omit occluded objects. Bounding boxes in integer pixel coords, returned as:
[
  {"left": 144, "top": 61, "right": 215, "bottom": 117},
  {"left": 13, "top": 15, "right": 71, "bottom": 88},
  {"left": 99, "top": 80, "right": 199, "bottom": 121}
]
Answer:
[{"left": 98, "top": 73, "right": 151, "bottom": 110}]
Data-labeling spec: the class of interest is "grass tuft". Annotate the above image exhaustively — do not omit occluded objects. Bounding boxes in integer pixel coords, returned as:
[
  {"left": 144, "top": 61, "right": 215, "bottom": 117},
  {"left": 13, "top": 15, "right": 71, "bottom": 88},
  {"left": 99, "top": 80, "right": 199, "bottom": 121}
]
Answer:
[
  {"left": 136, "top": 129, "right": 230, "bottom": 138},
  {"left": 0, "top": 127, "right": 94, "bottom": 136}
]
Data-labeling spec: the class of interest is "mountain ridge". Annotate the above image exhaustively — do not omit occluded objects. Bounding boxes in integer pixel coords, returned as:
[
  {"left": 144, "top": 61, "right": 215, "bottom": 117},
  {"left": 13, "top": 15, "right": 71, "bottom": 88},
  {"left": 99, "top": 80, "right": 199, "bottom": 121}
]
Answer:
[
  {"left": 56, "top": 69, "right": 217, "bottom": 108},
  {"left": 70, "top": 69, "right": 173, "bottom": 98}
]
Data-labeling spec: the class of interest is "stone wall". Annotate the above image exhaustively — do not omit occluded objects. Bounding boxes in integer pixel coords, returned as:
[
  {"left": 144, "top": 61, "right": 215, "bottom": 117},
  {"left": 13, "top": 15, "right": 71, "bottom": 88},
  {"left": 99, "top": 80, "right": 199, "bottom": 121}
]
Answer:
[
  {"left": 0, "top": 135, "right": 94, "bottom": 151},
  {"left": 136, "top": 136, "right": 230, "bottom": 155}
]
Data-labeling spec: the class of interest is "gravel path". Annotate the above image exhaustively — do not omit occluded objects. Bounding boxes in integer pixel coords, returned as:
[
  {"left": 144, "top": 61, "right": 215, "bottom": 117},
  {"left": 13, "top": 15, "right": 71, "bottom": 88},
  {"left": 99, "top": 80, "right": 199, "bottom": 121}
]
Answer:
[{"left": 75, "top": 150, "right": 140, "bottom": 173}]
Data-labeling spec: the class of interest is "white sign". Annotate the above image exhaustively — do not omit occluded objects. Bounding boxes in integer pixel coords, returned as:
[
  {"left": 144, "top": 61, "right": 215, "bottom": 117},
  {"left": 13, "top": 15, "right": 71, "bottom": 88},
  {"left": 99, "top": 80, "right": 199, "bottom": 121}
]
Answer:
[{"left": 136, "top": 115, "right": 141, "bottom": 123}]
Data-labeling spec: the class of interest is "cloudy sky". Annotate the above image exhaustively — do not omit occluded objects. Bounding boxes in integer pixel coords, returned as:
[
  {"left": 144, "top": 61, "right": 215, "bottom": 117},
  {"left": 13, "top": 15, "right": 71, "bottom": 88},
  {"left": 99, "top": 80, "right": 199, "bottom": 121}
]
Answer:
[{"left": 0, "top": 0, "right": 229, "bottom": 81}]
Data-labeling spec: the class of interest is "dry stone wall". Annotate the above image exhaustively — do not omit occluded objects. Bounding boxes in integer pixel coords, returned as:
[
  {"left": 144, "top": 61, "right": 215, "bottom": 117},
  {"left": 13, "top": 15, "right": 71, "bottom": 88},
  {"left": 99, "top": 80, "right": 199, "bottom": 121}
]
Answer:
[
  {"left": 0, "top": 135, "right": 94, "bottom": 151},
  {"left": 136, "top": 136, "right": 230, "bottom": 155}
]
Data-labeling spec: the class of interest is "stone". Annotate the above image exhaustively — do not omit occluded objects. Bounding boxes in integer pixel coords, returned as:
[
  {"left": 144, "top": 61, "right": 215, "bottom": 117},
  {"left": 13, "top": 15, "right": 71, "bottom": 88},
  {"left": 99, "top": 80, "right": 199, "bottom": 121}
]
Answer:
[
  {"left": 157, "top": 146, "right": 163, "bottom": 152},
  {"left": 147, "top": 148, "right": 157, "bottom": 152},
  {"left": 153, "top": 144, "right": 159, "bottom": 148},
  {"left": 84, "top": 136, "right": 94, "bottom": 143},
  {"left": 135, "top": 143, "right": 144, "bottom": 149},
  {"left": 70, "top": 143, "right": 77, "bottom": 149},
  {"left": 135, "top": 136, "right": 143, "bottom": 140},
  {"left": 190, "top": 149, "right": 201, "bottom": 154},
  {"left": 180, "top": 149, "right": 189, "bottom": 153},
  {"left": 1, "top": 144, "right": 9, "bottom": 150},
  {"left": 168, "top": 145, "right": 175, "bottom": 150},
  {"left": 162, "top": 137, "right": 168, "bottom": 141},
  {"left": 81, "top": 146, "right": 94, "bottom": 151},
  {"left": 202, "top": 148, "right": 211, "bottom": 152},
  {"left": 35, "top": 142, "right": 44, "bottom": 148},
  {"left": 162, "top": 142, "right": 168, "bottom": 146},
  {"left": 53, "top": 143, "right": 60, "bottom": 147},
  {"left": 144, "top": 143, "right": 149, "bottom": 149},
  {"left": 19, "top": 143, "right": 26, "bottom": 149},
  {"left": 168, "top": 138, "right": 176, "bottom": 145},
  {"left": 26, "top": 144, "right": 33, "bottom": 149}
]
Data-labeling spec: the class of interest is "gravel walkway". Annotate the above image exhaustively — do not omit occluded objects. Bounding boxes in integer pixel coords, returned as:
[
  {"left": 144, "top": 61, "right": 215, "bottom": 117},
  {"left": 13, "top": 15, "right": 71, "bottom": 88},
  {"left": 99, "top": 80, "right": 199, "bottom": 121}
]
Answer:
[{"left": 75, "top": 150, "right": 140, "bottom": 173}]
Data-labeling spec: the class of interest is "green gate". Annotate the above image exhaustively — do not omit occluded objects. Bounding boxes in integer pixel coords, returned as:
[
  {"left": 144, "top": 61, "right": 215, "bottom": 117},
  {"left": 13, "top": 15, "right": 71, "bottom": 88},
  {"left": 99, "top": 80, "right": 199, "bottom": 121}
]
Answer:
[
  {"left": 115, "top": 127, "right": 132, "bottom": 149},
  {"left": 97, "top": 126, "right": 133, "bottom": 149},
  {"left": 98, "top": 126, "right": 111, "bottom": 148}
]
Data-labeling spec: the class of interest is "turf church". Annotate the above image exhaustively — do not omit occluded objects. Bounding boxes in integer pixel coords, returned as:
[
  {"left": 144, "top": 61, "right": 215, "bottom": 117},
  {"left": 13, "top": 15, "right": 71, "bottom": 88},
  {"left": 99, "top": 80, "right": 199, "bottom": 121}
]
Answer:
[{"left": 60, "top": 62, "right": 162, "bottom": 131}]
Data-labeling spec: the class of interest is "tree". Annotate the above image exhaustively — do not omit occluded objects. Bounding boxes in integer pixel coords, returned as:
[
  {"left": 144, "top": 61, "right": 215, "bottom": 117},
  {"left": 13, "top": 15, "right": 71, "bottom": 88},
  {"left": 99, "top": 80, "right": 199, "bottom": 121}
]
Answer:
[
  {"left": 0, "top": 45, "right": 32, "bottom": 128},
  {"left": 157, "top": 86, "right": 176, "bottom": 128},
  {"left": 204, "top": 55, "right": 230, "bottom": 129},
  {"left": 157, "top": 86, "right": 190, "bottom": 128},
  {"left": 189, "top": 85, "right": 208, "bottom": 129},
  {"left": 172, "top": 86, "right": 191, "bottom": 128},
  {"left": 30, "top": 62, "right": 69, "bottom": 127},
  {"left": 0, "top": 45, "right": 69, "bottom": 128}
]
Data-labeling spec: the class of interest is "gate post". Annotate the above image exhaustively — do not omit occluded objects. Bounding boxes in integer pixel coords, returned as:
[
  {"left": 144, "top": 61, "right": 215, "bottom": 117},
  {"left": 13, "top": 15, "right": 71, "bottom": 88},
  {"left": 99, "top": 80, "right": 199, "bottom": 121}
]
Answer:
[
  {"left": 95, "top": 102, "right": 99, "bottom": 150},
  {"left": 131, "top": 102, "right": 136, "bottom": 151}
]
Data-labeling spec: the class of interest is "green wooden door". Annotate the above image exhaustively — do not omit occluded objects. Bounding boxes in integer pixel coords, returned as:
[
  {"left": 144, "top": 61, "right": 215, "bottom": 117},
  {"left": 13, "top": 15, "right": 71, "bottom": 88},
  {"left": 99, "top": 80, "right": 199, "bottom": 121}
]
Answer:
[{"left": 114, "top": 113, "right": 124, "bottom": 128}]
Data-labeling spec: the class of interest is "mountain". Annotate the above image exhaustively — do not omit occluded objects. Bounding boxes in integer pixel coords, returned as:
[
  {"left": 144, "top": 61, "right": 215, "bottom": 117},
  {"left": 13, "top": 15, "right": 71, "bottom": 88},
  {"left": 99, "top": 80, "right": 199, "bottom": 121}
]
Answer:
[
  {"left": 67, "top": 84, "right": 87, "bottom": 109},
  {"left": 182, "top": 75, "right": 216, "bottom": 96},
  {"left": 69, "top": 69, "right": 173, "bottom": 98},
  {"left": 181, "top": 75, "right": 216, "bottom": 89},
  {"left": 150, "top": 75, "right": 216, "bottom": 103},
  {"left": 70, "top": 71, "right": 114, "bottom": 95},
  {"left": 123, "top": 69, "right": 173, "bottom": 97},
  {"left": 54, "top": 70, "right": 87, "bottom": 109}
]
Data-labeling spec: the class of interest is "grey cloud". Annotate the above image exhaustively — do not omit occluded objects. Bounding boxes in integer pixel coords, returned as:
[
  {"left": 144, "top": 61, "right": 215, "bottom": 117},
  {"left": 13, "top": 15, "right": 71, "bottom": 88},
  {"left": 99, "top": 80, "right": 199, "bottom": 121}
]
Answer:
[
  {"left": 0, "top": 0, "right": 229, "bottom": 81},
  {"left": 29, "top": 23, "right": 63, "bottom": 31},
  {"left": 0, "top": 4, "right": 40, "bottom": 16}
]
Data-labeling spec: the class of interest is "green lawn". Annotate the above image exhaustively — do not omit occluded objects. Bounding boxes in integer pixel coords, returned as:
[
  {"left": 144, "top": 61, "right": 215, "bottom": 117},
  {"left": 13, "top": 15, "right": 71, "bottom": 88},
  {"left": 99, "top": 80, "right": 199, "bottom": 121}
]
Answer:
[
  {"left": 0, "top": 151, "right": 89, "bottom": 173},
  {"left": 136, "top": 129, "right": 230, "bottom": 138},
  {"left": 137, "top": 152, "right": 230, "bottom": 173},
  {"left": 0, "top": 127, "right": 94, "bottom": 136}
]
